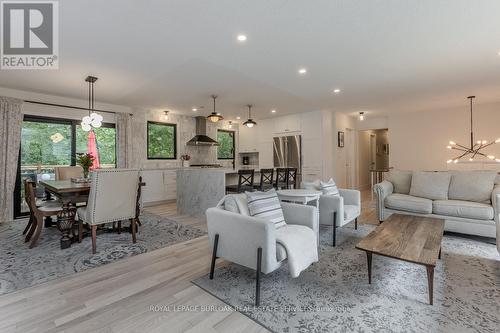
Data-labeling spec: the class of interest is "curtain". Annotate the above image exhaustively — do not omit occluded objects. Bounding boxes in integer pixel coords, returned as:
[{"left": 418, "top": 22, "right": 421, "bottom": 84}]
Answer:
[
  {"left": 116, "top": 113, "right": 132, "bottom": 168},
  {"left": 0, "top": 97, "right": 23, "bottom": 222}
]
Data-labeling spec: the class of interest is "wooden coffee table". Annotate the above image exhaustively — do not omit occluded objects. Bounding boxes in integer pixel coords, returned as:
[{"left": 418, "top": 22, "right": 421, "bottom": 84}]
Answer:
[{"left": 355, "top": 214, "right": 445, "bottom": 305}]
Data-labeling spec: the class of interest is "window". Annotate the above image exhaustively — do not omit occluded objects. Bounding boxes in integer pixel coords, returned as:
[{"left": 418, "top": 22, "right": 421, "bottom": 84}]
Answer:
[
  {"left": 217, "top": 130, "right": 235, "bottom": 159},
  {"left": 147, "top": 121, "right": 177, "bottom": 159},
  {"left": 14, "top": 115, "right": 116, "bottom": 218}
]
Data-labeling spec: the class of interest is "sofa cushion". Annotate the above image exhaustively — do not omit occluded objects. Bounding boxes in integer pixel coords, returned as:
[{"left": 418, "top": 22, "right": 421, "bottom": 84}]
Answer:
[
  {"left": 385, "top": 193, "right": 432, "bottom": 214},
  {"left": 320, "top": 179, "right": 340, "bottom": 196},
  {"left": 276, "top": 243, "right": 287, "bottom": 261},
  {"left": 302, "top": 180, "right": 321, "bottom": 191},
  {"left": 433, "top": 200, "right": 494, "bottom": 220},
  {"left": 385, "top": 170, "right": 412, "bottom": 194},
  {"left": 223, "top": 194, "right": 250, "bottom": 216},
  {"left": 246, "top": 189, "right": 286, "bottom": 228},
  {"left": 409, "top": 171, "right": 451, "bottom": 200},
  {"left": 448, "top": 171, "right": 496, "bottom": 203}
]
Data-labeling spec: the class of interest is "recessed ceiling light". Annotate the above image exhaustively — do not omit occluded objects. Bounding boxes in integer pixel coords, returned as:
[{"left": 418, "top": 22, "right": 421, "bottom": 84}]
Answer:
[
  {"left": 271, "top": 109, "right": 276, "bottom": 113},
  {"left": 298, "top": 68, "right": 307, "bottom": 75},
  {"left": 237, "top": 34, "right": 247, "bottom": 42},
  {"left": 333, "top": 89, "right": 341, "bottom": 94},
  {"left": 192, "top": 108, "right": 197, "bottom": 112},
  {"left": 236, "top": 116, "right": 241, "bottom": 120}
]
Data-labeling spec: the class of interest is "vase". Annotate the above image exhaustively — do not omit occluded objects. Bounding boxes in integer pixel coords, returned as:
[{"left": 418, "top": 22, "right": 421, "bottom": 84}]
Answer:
[
  {"left": 182, "top": 160, "right": 190, "bottom": 168},
  {"left": 83, "top": 168, "right": 90, "bottom": 179}
]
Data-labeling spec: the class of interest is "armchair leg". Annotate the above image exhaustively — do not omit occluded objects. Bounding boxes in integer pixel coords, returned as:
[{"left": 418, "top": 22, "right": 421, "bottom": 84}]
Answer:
[
  {"left": 332, "top": 212, "right": 337, "bottom": 247},
  {"left": 78, "top": 220, "right": 83, "bottom": 243},
  {"left": 131, "top": 218, "right": 137, "bottom": 243},
  {"left": 91, "top": 225, "right": 97, "bottom": 254},
  {"left": 355, "top": 218, "right": 358, "bottom": 230},
  {"left": 256, "top": 247, "right": 262, "bottom": 307},
  {"left": 209, "top": 234, "right": 219, "bottom": 280}
]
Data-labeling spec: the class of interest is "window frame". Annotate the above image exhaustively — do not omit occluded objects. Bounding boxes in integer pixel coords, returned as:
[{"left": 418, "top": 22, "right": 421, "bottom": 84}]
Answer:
[
  {"left": 146, "top": 121, "right": 178, "bottom": 160},
  {"left": 217, "top": 129, "right": 235, "bottom": 160}
]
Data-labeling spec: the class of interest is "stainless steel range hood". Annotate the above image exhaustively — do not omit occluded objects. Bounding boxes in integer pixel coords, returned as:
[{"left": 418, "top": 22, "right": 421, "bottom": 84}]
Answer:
[{"left": 186, "top": 116, "right": 219, "bottom": 146}]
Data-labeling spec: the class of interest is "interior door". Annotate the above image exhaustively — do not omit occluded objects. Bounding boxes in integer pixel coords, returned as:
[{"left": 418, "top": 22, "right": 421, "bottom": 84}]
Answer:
[{"left": 345, "top": 128, "right": 355, "bottom": 189}]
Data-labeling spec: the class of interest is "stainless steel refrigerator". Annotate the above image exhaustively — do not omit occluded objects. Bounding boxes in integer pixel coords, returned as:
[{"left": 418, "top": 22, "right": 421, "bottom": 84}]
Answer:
[{"left": 273, "top": 135, "right": 302, "bottom": 183}]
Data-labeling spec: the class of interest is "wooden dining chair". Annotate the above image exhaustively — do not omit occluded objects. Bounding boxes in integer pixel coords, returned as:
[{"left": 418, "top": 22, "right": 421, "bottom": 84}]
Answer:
[
  {"left": 226, "top": 169, "right": 255, "bottom": 193},
  {"left": 287, "top": 168, "right": 298, "bottom": 189},
  {"left": 254, "top": 169, "right": 274, "bottom": 191},
  {"left": 24, "top": 179, "right": 63, "bottom": 248},
  {"left": 54, "top": 166, "right": 84, "bottom": 180},
  {"left": 274, "top": 168, "right": 288, "bottom": 189}
]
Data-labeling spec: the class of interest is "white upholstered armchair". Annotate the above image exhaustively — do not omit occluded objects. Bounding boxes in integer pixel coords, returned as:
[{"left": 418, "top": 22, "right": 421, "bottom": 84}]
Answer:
[
  {"left": 206, "top": 193, "right": 318, "bottom": 306},
  {"left": 77, "top": 168, "right": 140, "bottom": 254},
  {"left": 302, "top": 180, "right": 361, "bottom": 246}
]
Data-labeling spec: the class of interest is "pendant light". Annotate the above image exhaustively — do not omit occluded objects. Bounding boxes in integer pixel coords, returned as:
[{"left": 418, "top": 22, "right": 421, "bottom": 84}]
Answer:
[
  {"left": 359, "top": 112, "right": 365, "bottom": 121},
  {"left": 81, "top": 76, "right": 103, "bottom": 132},
  {"left": 243, "top": 104, "right": 257, "bottom": 128},
  {"left": 207, "top": 95, "right": 223, "bottom": 123},
  {"left": 446, "top": 96, "right": 500, "bottom": 163}
]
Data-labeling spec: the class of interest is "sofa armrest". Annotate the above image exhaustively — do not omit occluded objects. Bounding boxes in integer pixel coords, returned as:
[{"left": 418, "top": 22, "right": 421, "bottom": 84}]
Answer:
[
  {"left": 281, "top": 202, "right": 318, "bottom": 236},
  {"left": 374, "top": 180, "right": 394, "bottom": 222},
  {"left": 492, "top": 185, "right": 500, "bottom": 222},
  {"left": 339, "top": 188, "right": 361, "bottom": 206},
  {"left": 206, "top": 208, "right": 278, "bottom": 274},
  {"left": 318, "top": 194, "right": 344, "bottom": 227}
]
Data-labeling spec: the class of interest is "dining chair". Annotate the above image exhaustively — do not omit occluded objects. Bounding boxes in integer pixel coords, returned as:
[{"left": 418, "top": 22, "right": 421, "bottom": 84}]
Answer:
[
  {"left": 76, "top": 169, "right": 140, "bottom": 254},
  {"left": 55, "top": 166, "right": 83, "bottom": 180},
  {"left": 24, "top": 179, "right": 63, "bottom": 248},
  {"left": 287, "top": 168, "right": 298, "bottom": 189},
  {"left": 274, "top": 168, "right": 288, "bottom": 189},
  {"left": 253, "top": 168, "right": 274, "bottom": 191},
  {"left": 226, "top": 169, "right": 255, "bottom": 193}
]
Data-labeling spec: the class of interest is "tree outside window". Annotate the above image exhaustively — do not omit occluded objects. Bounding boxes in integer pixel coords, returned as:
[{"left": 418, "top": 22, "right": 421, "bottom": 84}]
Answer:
[
  {"left": 217, "top": 130, "right": 235, "bottom": 159},
  {"left": 147, "top": 121, "right": 177, "bottom": 159}
]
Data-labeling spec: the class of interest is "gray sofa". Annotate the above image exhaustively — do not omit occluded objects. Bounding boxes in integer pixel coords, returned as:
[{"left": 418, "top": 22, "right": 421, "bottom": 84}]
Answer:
[{"left": 374, "top": 170, "right": 499, "bottom": 240}]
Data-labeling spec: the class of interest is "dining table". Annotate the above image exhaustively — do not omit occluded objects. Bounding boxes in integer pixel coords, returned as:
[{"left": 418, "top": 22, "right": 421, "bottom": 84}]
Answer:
[{"left": 39, "top": 180, "right": 90, "bottom": 249}]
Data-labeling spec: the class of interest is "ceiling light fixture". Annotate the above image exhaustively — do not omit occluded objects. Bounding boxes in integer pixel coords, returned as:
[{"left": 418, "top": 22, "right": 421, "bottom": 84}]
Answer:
[
  {"left": 228, "top": 121, "right": 233, "bottom": 129},
  {"left": 236, "top": 116, "right": 241, "bottom": 120},
  {"left": 359, "top": 112, "right": 365, "bottom": 121},
  {"left": 333, "top": 89, "right": 341, "bottom": 94},
  {"left": 192, "top": 108, "right": 197, "bottom": 112},
  {"left": 81, "top": 76, "right": 103, "bottom": 132},
  {"left": 298, "top": 68, "right": 307, "bottom": 75},
  {"left": 237, "top": 34, "right": 247, "bottom": 42},
  {"left": 271, "top": 109, "right": 276, "bottom": 113},
  {"left": 207, "top": 95, "right": 224, "bottom": 123},
  {"left": 243, "top": 104, "right": 257, "bottom": 128},
  {"left": 163, "top": 111, "right": 169, "bottom": 120},
  {"left": 446, "top": 96, "right": 500, "bottom": 163}
]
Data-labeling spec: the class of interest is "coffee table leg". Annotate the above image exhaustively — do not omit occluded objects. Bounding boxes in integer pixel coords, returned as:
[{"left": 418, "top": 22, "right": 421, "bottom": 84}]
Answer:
[
  {"left": 366, "top": 251, "right": 372, "bottom": 284},
  {"left": 426, "top": 265, "right": 434, "bottom": 305},
  {"left": 438, "top": 247, "right": 441, "bottom": 259}
]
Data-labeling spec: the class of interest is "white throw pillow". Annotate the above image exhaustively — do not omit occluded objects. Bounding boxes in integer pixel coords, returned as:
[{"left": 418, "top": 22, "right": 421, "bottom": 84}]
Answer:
[
  {"left": 409, "top": 171, "right": 451, "bottom": 200},
  {"left": 448, "top": 171, "right": 497, "bottom": 203},
  {"left": 301, "top": 180, "right": 321, "bottom": 191},
  {"left": 246, "top": 189, "right": 286, "bottom": 229},
  {"left": 320, "top": 179, "right": 340, "bottom": 196},
  {"left": 385, "top": 170, "right": 412, "bottom": 194}
]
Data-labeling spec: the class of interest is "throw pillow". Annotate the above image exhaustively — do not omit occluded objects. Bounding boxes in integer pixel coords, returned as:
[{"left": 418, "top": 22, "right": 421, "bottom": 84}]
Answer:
[
  {"left": 409, "top": 171, "right": 451, "bottom": 200},
  {"left": 448, "top": 170, "right": 497, "bottom": 203},
  {"left": 320, "top": 179, "right": 340, "bottom": 196},
  {"left": 301, "top": 180, "right": 321, "bottom": 191},
  {"left": 385, "top": 170, "right": 412, "bottom": 194},
  {"left": 246, "top": 189, "right": 286, "bottom": 229}
]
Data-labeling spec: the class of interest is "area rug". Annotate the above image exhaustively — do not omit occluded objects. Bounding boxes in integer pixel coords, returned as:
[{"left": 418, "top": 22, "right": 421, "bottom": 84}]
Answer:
[
  {"left": 0, "top": 212, "right": 206, "bottom": 295},
  {"left": 193, "top": 223, "right": 500, "bottom": 333}
]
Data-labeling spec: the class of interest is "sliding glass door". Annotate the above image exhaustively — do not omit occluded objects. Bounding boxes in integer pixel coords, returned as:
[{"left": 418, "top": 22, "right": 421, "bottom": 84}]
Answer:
[{"left": 14, "top": 115, "right": 116, "bottom": 218}]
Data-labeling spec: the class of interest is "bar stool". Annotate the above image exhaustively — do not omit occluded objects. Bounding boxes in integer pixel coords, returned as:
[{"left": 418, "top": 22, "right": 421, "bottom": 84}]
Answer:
[
  {"left": 226, "top": 169, "right": 255, "bottom": 193},
  {"left": 287, "top": 168, "right": 298, "bottom": 189},
  {"left": 253, "top": 169, "right": 274, "bottom": 191},
  {"left": 274, "top": 168, "right": 288, "bottom": 189}
]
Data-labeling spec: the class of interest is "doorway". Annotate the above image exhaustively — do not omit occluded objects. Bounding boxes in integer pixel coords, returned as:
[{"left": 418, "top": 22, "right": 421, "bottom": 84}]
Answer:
[{"left": 356, "top": 129, "right": 389, "bottom": 190}]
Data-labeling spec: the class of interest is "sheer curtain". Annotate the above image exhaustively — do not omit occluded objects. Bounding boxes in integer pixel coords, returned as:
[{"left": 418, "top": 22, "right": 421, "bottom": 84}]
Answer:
[
  {"left": 116, "top": 113, "right": 132, "bottom": 168},
  {"left": 0, "top": 97, "right": 23, "bottom": 222}
]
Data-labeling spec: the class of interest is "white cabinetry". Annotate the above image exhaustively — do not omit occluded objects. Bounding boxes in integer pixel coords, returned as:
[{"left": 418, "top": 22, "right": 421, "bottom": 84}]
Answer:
[
  {"left": 272, "top": 114, "right": 301, "bottom": 134},
  {"left": 141, "top": 169, "right": 177, "bottom": 205},
  {"left": 239, "top": 124, "right": 258, "bottom": 153}
]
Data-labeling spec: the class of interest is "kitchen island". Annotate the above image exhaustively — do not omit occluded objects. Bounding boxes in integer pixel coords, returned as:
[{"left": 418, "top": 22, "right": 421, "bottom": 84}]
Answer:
[{"left": 177, "top": 168, "right": 246, "bottom": 216}]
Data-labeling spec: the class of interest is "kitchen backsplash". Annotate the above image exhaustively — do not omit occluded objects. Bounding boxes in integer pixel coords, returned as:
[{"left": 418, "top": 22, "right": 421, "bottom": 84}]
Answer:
[{"left": 131, "top": 109, "right": 238, "bottom": 169}]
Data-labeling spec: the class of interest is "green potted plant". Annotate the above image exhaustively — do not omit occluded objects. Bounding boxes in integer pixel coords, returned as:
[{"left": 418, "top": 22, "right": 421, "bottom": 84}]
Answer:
[{"left": 76, "top": 153, "right": 95, "bottom": 179}]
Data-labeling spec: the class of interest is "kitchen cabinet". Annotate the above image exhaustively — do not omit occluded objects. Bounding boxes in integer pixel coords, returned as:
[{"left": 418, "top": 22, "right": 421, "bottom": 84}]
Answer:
[
  {"left": 239, "top": 124, "right": 258, "bottom": 153},
  {"left": 141, "top": 169, "right": 177, "bottom": 204},
  {"left": 272, "top": 114, "right": 301, "bottom": 134}
]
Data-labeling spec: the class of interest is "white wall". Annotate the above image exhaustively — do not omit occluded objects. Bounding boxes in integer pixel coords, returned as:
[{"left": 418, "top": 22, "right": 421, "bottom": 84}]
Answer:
[
  {"left": 333, "top": 112, "right": 356, "bottom": 188},
  {"left": 388, "top": 101, "right": 500, "bottom": 171}
]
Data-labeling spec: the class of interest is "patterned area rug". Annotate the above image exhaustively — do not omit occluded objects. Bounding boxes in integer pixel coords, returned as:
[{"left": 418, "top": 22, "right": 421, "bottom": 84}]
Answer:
[
  {"left": 0, "top": 212, "right": 206, "bottom": 295},
  {"left": 193, "top": 223, "right": 500, "bottom": 333}
]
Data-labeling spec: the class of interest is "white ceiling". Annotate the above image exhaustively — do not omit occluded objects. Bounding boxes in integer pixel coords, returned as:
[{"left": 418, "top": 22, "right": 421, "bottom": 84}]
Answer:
[{"left": 2, "top": 0, "right": 500, "bottom": 120}]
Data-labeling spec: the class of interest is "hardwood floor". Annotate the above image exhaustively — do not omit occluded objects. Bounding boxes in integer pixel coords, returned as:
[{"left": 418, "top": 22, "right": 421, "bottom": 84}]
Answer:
[{"left": 0, "top": 190, "right": 377, "bottom": 333}]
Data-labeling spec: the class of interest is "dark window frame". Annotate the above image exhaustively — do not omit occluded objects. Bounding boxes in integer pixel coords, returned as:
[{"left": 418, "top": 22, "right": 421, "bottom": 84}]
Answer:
[
  {"left": 217, "top": 129, "right": 235, "bottom": 160},
  {"left": 147, "top": 121, "right": 178, "bottom": 160},
  {"left": 14, "top": 114, "right": 116, "bottom": 218}
]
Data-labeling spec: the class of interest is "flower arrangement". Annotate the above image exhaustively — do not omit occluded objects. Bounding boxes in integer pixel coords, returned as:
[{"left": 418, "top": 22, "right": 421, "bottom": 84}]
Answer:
[
  {"left": 76, "top": 153, "right": 95, "bottom": 179},
  {"left": 181, "top": 154, "right": 191, "bottom": 161}
]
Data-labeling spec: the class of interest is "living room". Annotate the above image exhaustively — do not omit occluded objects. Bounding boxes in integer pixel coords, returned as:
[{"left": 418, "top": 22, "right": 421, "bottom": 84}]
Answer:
[{"left": 0, "top": 1, "right": 499, "bottom": 332}]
